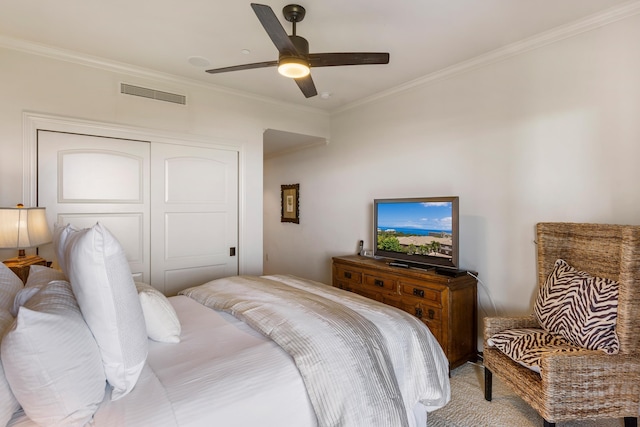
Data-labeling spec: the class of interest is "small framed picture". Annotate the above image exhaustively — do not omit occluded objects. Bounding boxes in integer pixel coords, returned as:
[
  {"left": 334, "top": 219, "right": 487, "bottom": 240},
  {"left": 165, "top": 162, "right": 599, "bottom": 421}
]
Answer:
[{"left": 281, "top": 184, "right": 300, "bottom": 224}]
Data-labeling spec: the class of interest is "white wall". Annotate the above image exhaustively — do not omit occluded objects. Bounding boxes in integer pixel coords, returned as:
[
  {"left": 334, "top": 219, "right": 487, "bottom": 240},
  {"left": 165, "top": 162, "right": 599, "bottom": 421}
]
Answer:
[
  {"left": 0, "top": 45, "right": 330, "bottom": 274},
  {"left": 264, "top": 13, "right": 640, "bottom": 331}
]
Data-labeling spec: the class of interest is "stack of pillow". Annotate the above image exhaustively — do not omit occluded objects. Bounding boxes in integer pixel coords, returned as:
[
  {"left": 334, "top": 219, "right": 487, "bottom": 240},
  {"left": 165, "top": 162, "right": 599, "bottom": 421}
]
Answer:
[
  {"left": 2, "top": 266, "right": 106, "bottom": 426},
  {"left": 0, "top": 222, "right": 181, "bottom": 426}
]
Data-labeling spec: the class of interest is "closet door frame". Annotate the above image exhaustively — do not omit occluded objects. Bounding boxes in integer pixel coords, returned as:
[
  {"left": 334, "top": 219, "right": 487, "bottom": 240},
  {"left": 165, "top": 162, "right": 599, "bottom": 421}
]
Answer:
[{"left": 23, "top": 112, "right": 246, "bottom": 275}]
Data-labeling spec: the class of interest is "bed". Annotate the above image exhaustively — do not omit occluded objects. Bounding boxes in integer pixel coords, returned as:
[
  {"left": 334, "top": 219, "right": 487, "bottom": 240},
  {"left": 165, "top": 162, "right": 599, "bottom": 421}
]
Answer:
[{"left": 1, "top": 223, "right": 450, "bottom": 427}]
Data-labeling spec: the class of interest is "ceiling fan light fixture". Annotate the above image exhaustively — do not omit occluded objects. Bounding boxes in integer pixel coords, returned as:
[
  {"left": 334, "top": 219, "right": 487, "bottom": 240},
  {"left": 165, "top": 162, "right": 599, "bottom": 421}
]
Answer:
[{"left": 278, "top": 57, "right": 310, "bottom": 78}]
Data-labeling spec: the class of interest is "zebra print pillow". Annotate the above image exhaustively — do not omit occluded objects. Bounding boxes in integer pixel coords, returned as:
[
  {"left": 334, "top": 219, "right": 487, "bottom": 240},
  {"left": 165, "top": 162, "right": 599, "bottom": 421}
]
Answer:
[
  {"left": 488, "top": 328, "right": 582, "bottom": 372},
  {"left": 534, "top": 259, "right": 619, "bottom": 354}
]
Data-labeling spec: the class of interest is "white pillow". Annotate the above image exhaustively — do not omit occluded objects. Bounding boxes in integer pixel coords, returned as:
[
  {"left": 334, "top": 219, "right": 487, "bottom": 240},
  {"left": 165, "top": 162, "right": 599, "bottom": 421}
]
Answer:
[
  {"left": 135, "top": 282, "right": 181, "bottom": 343},
  {"left": 1, "top": 280, "right": 106, "bottom": 426},
  {"left": 0, "top": 263, "right": 23, "bottom": 312},
  {"left": 62, "top": 222, "right": 148, "bottom": 400},
  {"left": 26, "top": 264, "right": 67, "bottom": 287},
  {"left": 0, "top": 263, "right": 22, "bottom": 425},
  {"left": 12, "top": 265, "right": 67, "bottom": 316},
  {"left": 52, "top": 222, "right": 76, "bottom": 275}
]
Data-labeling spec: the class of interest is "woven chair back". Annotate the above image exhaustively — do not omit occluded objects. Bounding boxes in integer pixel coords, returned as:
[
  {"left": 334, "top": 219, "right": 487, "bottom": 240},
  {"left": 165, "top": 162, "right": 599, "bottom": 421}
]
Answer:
[{"left": 536, "top": 222, "right": 640, "bottom": 354}]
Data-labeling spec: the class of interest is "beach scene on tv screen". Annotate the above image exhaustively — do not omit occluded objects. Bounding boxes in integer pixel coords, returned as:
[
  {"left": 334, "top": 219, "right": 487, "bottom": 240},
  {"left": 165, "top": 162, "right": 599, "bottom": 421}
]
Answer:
[{"left": 377, "top": 201, "right": 453, "bottom": 260}]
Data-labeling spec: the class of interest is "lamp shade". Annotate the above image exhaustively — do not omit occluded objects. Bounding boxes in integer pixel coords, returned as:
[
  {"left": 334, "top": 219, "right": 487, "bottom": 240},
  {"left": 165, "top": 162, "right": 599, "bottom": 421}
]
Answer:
[{"left": 0, "top": 206, "right": 52, "bottom": 251}]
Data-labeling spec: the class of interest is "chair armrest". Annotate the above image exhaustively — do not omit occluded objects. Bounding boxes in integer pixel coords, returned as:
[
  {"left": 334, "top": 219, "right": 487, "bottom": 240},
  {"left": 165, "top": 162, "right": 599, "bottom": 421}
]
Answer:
[
  {"left": 483, "top": 315, "right": 540, "bottom": 341},
  {"left": 541, "top": 351, "right": 640, "bottom": 396}
]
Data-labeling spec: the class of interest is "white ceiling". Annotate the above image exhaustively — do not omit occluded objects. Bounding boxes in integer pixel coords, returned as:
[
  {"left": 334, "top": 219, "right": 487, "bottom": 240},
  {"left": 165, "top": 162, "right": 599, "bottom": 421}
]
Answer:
[
  {"left": 0, "top": 0, "right": 633, "bottom": 112},
  {"left": 1, "top": 1, "right": 635, "bottom": 155}
]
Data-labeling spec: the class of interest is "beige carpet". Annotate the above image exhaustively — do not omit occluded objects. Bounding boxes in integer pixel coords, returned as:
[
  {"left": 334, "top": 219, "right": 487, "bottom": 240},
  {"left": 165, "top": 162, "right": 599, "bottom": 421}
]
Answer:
[{"left": 427, "top": 362, "right": 626, "bottom": 427}]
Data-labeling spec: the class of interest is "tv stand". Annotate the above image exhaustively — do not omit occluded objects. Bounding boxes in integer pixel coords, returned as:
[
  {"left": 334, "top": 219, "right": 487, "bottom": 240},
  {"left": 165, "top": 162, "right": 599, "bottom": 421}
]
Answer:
[
  {"left": 388, "top": 261, "right": 410, "bottom": 268},
  {"left": 435, "top": 267, "right": 468, "bottom": 277},
  {"left": 332, "top": 255, "right": 477, "bottom": 369},
  {"left": 387, "top": 261, "right": 466, "bottom": 277}
]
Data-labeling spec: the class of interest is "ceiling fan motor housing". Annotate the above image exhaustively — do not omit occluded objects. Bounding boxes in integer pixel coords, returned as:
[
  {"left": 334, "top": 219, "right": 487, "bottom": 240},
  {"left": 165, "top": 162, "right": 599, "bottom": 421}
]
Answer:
[{"left": 287, "top": 35, "right": 309, "bottom": 57}]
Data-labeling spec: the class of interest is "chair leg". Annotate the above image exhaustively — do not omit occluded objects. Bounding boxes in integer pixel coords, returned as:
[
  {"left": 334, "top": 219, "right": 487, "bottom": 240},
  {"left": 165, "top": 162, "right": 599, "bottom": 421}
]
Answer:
[
  {"left": 543, "top": 420, "right": 555, "bottom": 427},
  {"left": 484, "top": 367, "right": 492, "bottom": 401}
]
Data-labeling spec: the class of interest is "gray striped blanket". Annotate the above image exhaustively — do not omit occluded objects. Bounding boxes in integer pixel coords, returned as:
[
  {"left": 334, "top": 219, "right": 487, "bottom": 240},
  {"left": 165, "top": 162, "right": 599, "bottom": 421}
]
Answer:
[{"left": 180, "top": 274, "right": 450, "bottom": 427}]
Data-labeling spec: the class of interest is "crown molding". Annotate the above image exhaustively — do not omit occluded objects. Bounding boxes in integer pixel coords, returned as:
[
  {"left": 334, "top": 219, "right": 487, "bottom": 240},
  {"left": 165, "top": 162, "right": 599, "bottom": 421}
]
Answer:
[
  {"left": 333, "top": 0, "right": 640, "bottom": 115},
  {"left": 0, "top": 35, "right": 328, "bottom": 117},
  {"left": 2, "top": 1, "right": 639, "bottom": 117}
]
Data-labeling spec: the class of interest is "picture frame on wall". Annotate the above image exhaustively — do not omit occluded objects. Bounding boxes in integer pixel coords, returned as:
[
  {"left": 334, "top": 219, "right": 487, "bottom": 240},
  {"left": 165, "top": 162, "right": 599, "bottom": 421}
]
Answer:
[{"left": 281, "top": 184, "right": 300, "bottom": 224}]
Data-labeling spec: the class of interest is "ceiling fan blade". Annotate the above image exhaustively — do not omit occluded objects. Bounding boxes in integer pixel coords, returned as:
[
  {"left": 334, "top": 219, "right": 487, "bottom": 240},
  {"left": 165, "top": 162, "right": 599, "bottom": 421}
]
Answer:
[
  {"left": 294, "top": 74, "right": 318, "bottom": 98},
  {"left": 205, "top": 60, "right": 278, "bottom": 74},
  {"left": 309, "top": 52, "right": 390, "bottom": 67},
  {"left": 250, "top": 3, "right": 298, "bottom": 55}
]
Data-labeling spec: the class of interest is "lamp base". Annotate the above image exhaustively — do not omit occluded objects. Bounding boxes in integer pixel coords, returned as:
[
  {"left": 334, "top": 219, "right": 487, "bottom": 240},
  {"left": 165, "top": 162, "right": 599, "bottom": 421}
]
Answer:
[{"left": 3, "top": 255, "right": 48, "bottom": 283}]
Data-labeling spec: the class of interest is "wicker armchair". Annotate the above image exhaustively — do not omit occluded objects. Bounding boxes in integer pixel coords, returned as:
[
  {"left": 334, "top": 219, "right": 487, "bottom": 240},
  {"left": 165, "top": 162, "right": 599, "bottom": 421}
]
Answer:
[{"left": 483, "top": 222, "right": 640, "bottom": 427}]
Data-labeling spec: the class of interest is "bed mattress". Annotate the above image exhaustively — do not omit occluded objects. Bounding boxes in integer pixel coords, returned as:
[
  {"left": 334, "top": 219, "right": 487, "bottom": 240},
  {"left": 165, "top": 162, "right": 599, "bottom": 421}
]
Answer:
[{"left": 9, "top": 295, "right": 317, "bottom": 427}]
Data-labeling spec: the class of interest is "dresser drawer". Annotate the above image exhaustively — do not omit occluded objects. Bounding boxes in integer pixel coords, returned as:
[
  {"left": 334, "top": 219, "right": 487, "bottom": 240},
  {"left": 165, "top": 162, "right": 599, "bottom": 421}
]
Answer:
[
  {"left": 399, "top": 301, "right": 442, "bottom": 322},
  {"left": 381, "top": 294, "right": 402, "bottom": 309},
  {"left": 334, "top": 266, "right": 362, "bottom": 285},
  {"left": 334, "top": 280, "right": 355, "bottom": 292},
  {"left": 399, "top": 280, "right": 442, "bottom": 306},
  {"left": 363, "top": 273, "right": 396, "bottom": 292},
  {"left": 399, "top": 281, "right": 441, "bottom": 305},
  {"left": 353, "top": 287, "right": 383, "bottom": 302}
]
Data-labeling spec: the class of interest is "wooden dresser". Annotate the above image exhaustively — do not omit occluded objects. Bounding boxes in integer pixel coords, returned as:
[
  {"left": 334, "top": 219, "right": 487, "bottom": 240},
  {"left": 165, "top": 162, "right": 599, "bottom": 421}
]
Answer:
[{"left": 332, "top": 255, "right": 477, "bottom": 369}]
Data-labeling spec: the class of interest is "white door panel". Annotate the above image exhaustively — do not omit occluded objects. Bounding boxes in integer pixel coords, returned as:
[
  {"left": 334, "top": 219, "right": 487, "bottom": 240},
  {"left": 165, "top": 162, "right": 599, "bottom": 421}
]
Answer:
[
  {"left": 151, "top": 143, "right": 238, "bottom": 295},
  {"left": 37, "top": 130, "right": 238, "bottom": 295},
  {"left": 60, "top": 151, "right": 143, "bottom": 202},
  {"left": 38, "top": 131, "right": 150, "bottom": 281}
]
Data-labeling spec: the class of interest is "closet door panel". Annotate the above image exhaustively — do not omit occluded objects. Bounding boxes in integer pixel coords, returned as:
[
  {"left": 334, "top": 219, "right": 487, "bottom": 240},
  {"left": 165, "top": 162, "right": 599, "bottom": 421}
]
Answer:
[
  {"left": 59, "top": 151, "right": 143, "bottom": 202},
  {"left": 37, "top": 131, "right": 151, "bottom": 282},
  {"left": 37, "top": 129, "right": 239, "bottom": 294},
  {"left": 150, "top": 143, "right": 238, "bottom": 295}
]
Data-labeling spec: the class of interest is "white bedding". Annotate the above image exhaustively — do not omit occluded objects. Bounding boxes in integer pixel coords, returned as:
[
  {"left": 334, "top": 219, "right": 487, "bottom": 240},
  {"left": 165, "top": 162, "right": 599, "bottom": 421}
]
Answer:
[
  {"left": 9, "top": 295, "right": 317, "bottom": 427},
  {"left": 8, "top": 275, "right": 450, "bottom": 427},
  {"left": 183, "top": 274, "right": 451, "bottom": 427}
]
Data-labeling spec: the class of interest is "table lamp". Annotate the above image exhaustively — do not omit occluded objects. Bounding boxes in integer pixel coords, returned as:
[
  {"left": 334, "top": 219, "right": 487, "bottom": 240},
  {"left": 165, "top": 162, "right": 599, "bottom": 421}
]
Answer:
[{"left": 0, "top": 205, "right": 52, "bottom": 279}]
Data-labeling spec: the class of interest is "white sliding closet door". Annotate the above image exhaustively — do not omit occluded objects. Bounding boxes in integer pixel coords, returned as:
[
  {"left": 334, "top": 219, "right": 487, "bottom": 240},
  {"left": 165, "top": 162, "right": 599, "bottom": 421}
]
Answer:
[
  {"left": 150, "top": 143, "right": 238, "bottom": 295},
  {"left": 37, "top": 129, "right": 239, "bottom": 295},
  {"left": 37, "top": 130, "right": 151, "bottom": 281}
]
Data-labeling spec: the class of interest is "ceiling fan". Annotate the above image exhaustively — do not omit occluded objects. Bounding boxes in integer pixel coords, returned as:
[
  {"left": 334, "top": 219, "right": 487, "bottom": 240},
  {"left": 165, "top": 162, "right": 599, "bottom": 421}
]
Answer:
[{"left": 205, "top": 3, "right": 390, "bottom": 98}]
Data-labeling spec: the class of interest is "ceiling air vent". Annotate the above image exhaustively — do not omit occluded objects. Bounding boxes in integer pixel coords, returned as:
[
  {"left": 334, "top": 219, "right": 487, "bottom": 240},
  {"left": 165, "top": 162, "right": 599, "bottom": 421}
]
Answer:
[{"left": 120, "top": 83, "right": 186, "bottom": 105}]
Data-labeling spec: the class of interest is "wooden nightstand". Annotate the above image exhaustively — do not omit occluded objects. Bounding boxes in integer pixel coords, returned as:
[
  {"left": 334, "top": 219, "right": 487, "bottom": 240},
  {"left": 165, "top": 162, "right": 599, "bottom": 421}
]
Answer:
[{"left": 3, "top": 255, "right": 48, "bottom": 284}]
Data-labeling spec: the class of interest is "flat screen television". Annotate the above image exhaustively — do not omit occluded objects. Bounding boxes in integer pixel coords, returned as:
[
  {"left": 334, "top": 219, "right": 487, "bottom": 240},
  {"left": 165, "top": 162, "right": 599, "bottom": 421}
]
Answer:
[{"left": 373, "top": 196, "right": 459, "bottom": 272}]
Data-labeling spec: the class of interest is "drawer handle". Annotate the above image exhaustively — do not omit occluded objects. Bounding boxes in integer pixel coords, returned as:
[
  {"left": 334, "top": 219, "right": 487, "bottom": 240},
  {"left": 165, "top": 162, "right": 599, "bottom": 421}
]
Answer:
[
  {"left": 428, "top": 309, "right": 435, "bottom": 320},
  {"left": 374, "top": 279, "right": 384, "bottom": 287},
  {"left": 415, "top": 307, "right": 423, "bottom": 318},
  {"left": 344, "top": 272, "right": 352, "bottom": 279},
  {"left": 413, "top": 288, "right": 425, "bottom": 298}
]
